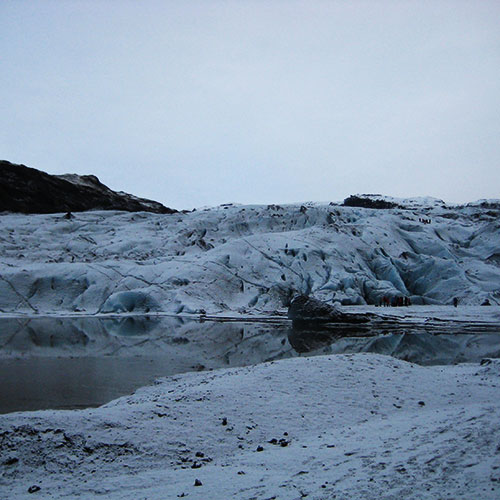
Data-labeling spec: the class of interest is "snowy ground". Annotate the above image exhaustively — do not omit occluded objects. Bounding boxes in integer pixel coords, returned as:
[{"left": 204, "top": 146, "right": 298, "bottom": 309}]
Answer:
[{"left": 1, "top": 353, "right": 500, "bottom": 499}]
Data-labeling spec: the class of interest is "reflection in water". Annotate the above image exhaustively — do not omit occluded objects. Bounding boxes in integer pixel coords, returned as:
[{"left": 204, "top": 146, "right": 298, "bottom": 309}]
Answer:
[
  {"left": 0, "top": 316, "right": 292, "bottom": 413},
  {"left": 289, "top": 319, "right": 500, "bottom": 365},
  {"left": 0, "top": 316, "right": 499, "bottom": 413},
  {"left": 102, "top": 316, "right": 162, "bottom": 337},
  {"left": 288, "top": 321, "right": 369, "bottom": 353}
]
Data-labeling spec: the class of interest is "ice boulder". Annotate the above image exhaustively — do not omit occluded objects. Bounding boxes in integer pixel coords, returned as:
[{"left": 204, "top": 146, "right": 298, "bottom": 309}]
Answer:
[{"left": 100, "top": 291, "right": 160, "bottom": 313}]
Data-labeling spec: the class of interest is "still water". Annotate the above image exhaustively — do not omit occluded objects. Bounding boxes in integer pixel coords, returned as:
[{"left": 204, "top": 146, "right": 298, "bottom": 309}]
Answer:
[{"left": 1, "top": 315, "right": 499, "bottom": 413}]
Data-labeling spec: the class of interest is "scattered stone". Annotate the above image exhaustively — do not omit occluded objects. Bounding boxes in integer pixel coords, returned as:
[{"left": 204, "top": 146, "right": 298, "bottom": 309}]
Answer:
[
  {"left": 256, "top": 446, "right": 264, "bottom": 452},
  {"left": 418, "top": 401, "right": 426, "bottom": 406},
  {"left": 194, "top": 479, "right": 202, "bottom": 487},
  {"left": 195, "top": 451, "right": 204, "bottom": 458},
  {"left": 221, "top": 417, "right": 228, "bottom": 426},
  {"left": 28, "top": 485, "right": 41, "bottom": 494},
  {"left": 3, "top": 457, "right": 19, "bottom": 466}
]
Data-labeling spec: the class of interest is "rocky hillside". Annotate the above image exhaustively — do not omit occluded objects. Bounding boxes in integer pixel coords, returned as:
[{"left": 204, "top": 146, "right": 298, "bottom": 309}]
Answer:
[
  {"left": 0, "top": 195, "right": 499, "bottom": 314},
  {"left": 0, "top": 160, "right": 175, "bottom": 214}
]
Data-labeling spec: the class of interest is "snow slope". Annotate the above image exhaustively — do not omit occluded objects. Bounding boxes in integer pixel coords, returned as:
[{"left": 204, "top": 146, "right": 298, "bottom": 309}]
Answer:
[
  {"left": 1, "top": 353, "right": 500, "bottom": 499},
  {"left": 1, "top": 198, "right": 499, "bottom": 315}
]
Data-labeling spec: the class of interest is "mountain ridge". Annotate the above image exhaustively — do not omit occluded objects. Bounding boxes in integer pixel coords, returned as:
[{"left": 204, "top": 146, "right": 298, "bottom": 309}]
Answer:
[{"left": 0, "top": 160, "right": 175, "bottom": 214}]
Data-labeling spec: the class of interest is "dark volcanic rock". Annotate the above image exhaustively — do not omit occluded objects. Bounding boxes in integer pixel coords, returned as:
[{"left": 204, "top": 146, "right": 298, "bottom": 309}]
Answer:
[
  {"left": 288, "top": 295, "right": 342, "bottom": 321},
  {"left": 0, "top": 160, "right": 176, "bottom": 214},
  {"left": 288, "top": 295, "right": 370, "bottom": 323},
  {"left": 342, "top": 195, "right": 402, "bottom": 210}
]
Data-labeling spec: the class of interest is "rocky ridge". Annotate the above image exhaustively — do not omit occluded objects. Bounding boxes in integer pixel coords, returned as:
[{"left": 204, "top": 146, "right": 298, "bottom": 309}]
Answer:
[{"left": 0, "top": 160, "right": 175, "bottom": 214}]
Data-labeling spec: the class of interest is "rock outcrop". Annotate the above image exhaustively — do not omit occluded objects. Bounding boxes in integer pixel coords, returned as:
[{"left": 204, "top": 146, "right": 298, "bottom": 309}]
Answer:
[
  {"left": 342, "top": 195, "right": 401, "bottom": 210},
  {"left": 288, "top": 295, "right": 371, "bottom": 323},
  {"left": 0, "top": 160, "right": 175, "bottom": 214}
]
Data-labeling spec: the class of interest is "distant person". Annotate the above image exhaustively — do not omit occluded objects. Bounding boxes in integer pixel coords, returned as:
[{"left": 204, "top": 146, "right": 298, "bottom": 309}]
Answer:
[{"left": 453, "top": 297, "right": 458, "bottom": 308}]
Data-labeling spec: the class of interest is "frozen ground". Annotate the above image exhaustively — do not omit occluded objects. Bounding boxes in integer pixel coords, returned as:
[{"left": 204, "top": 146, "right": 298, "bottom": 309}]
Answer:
[
  {"left": 1, "top": 353, "right": 500, "bottom": 499},
  {"left": 1, "top": 197, "right": 499, "bottom": 315}
]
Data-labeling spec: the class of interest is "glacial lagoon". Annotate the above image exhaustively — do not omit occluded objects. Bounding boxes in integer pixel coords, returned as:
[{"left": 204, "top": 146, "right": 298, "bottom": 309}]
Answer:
[{"left": 1, "top": 314, "right": 499, "bottom": 413}]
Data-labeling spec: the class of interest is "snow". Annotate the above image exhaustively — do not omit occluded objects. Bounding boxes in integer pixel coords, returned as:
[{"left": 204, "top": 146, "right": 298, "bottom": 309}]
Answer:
[
  {"left": 1, "top": 198, "right": 500, "bottom": 498},
  {"left": 1, "top": 353, "right": 500, "bottom": 499},
  {"left": 0, "top": 200, "right": 499, "bottom": 316},
  {"left": 351, "top": 193, "right": 448, "bottom": 209},
  {"left": 55, "top": 174, "right": 103, "bottom": 190}
]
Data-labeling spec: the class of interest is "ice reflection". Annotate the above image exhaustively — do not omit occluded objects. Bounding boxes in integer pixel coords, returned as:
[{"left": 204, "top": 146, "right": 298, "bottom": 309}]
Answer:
[
  {"left": 0, "top": 315, "right": 499, "bottom": 413},
  {"left": 289, "top": 319, "right": 500, "bottom": 365},
  {"left": 0, "top": 316, "right": 291, "bottom": 413}
]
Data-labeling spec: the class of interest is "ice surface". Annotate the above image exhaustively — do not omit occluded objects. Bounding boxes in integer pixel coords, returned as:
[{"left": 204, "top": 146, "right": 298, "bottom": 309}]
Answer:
[
  {"left": 0, "top": 199, "right": 499, "bottom": 315},
  {"left": 100, "top": 290, "right": 161, "bottom": 313}
]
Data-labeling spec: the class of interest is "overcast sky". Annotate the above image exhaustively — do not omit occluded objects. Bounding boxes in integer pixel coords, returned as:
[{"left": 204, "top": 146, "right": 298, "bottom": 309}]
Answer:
[{"left": 1, "top": 1, "right": 499, "bottom": 209}]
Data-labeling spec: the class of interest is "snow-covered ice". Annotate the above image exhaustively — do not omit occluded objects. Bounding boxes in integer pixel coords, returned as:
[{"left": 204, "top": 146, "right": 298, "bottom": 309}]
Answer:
[{"left": 1, "top": 199, "right": 499, "bottom": 316}]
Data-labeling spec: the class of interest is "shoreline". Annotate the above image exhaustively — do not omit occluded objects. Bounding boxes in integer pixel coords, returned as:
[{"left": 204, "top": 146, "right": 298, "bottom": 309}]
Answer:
[{"left": 1, "top": 353, "right": 499, "bottom": 499}]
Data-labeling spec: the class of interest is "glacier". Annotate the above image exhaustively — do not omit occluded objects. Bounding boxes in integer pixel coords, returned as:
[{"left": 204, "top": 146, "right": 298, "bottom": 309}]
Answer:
[{"left": 1, "top": 196, "right": 499, "bottom": 315}]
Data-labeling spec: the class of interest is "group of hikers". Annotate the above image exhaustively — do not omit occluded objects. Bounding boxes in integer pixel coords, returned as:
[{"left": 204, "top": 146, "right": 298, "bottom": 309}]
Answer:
[
  {"left": 379, "top": 296, "right": 491, "bottom": 307},
  {"left": 419, "top": 218, "right": 432, "bottom": 224},
  {"left": 380, "top": 296, "right": 411, "bottom": 307}
]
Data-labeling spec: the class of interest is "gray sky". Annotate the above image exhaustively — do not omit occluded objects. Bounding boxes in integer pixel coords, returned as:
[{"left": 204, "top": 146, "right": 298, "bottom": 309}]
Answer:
[{"left": 2, "top": 1, "right": 499, "bottom": 209}]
